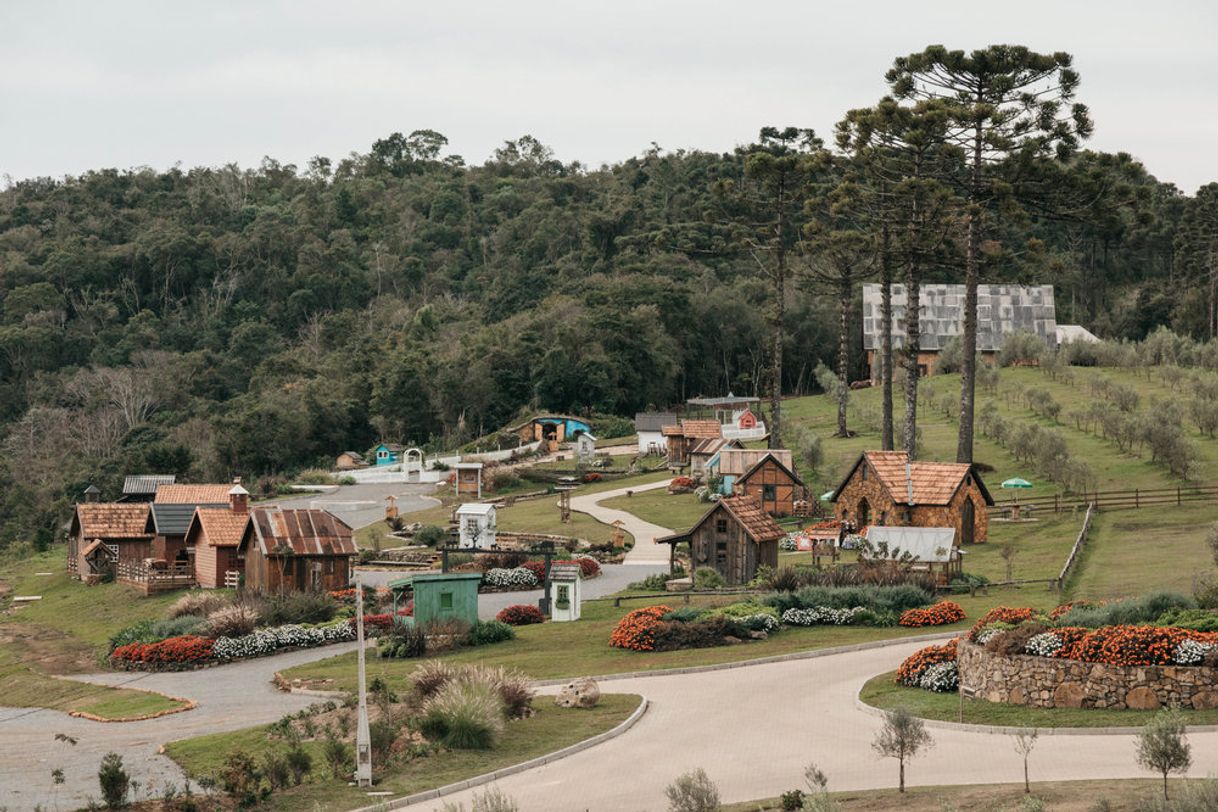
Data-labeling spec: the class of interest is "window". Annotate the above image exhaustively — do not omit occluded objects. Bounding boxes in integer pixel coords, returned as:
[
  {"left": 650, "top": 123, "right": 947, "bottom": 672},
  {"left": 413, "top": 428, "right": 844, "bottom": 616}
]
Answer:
[
  {"left": 918, "top": 364, "right": 929, "bottom": 377},
  {"left": 861, "top": 465, "right": 868, "bottom": 481},
  {"left": 715, "top": 518, "right": 728, "bottom": 533},
  {"left": 857, "top": 498, "right": 871, "bottom": 526},
  {"left": 762, "top": 484, "right": 777, "bottom": 502},
  {"left": 440, "top": 592, "right": 453, "bottom": 610}
]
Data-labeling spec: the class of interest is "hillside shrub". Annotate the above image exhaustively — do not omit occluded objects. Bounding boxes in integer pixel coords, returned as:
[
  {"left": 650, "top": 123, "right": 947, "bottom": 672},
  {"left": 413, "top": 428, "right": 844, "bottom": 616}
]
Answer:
[
  {"left": 693, "top": 567, "right": 726, "bottom": 589},
  {"left": 763, "top": 584, "right": 932, "bottom": 615},
  {"left": 415, "top": 525, "right": 448, "bottom": 546},
  {"left": 419, "top": 681, "right": 505, "bottom": 750},
  {"left": 377, "top": 622, "right": 427, "bottom": 659},
  {"left": 1056, "top": 593, "right": 1194, "bottom": 628},
  {"left": 169, "top": 591, "right": 230, "bottom": 619},
  {"left": 466, "top": 620, "right": 516, "bottom": 646},
  {"left": 258, "top": 592, "right": 337, "bottom": 626},
  {"left": 653, "top": 615, "right": 746, "bottom": 651},
  {"left": 609, "top": 605, "right": 671, "bottom": 652},
  {"left": 1156, "top": 608, "right": 1218, "bottom": 632},
  {"left": 206, "top": 604, "right": 260, "bottom": 637},
  {"left": 496, "top": 604, "right": 544, "bottom": 625},
  {"left": 628, "top": 567, "right": 685, "bottom": 590}
]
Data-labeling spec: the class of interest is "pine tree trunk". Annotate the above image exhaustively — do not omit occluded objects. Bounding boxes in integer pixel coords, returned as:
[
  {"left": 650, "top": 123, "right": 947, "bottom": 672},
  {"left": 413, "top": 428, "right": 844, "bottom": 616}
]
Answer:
[
  {"left": 770, "top": 238, "right": 786, "bottom": 450},
  {"left": 904, "top": 272, "right": 920, "bottom": 459},
  {"left": 957, "top": 122, "right": 985, "bottom": 464},
  {"left": 880, "top": 224, "right": 895, "bottom": 450},
  {"left": 836, "top": 279, "right": 850, "bottom": 437}
]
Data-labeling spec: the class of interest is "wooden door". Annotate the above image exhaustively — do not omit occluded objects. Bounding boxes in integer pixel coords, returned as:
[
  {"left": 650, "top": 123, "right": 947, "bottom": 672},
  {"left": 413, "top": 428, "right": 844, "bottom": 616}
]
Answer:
[{"left": 961, "top": 498, "right": 975, "bottom": 545}]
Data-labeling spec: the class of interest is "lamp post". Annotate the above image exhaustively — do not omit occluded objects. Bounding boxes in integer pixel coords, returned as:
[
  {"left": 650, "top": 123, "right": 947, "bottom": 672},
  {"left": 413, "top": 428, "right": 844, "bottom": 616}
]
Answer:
[{"left": 354, "top": 574, "right": 372, "bottom": 787}]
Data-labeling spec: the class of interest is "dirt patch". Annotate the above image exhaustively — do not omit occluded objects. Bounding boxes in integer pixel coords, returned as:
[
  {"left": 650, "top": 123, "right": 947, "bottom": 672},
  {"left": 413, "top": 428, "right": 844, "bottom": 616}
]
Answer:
[{"left": 2, "top": 622, "right": 100, "bottom": 674}]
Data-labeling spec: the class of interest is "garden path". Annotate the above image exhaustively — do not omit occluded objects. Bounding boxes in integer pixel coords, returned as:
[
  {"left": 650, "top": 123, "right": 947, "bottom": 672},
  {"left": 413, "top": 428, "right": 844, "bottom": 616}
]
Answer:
[{"left": 569, "top": 478, "right": 675, "bottom": 564}]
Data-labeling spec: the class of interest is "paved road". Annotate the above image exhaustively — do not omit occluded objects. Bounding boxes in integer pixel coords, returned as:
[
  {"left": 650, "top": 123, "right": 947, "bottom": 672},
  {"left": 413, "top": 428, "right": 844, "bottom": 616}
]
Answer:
[
  {"left": 424, "top": 636, "right": 1215, "bottom": 812},
  {"left": 272, "top": 482, "right": 441, "bottom": 530},
  {"left": 570, "top": 478, "right": 675, "bottom": 564},
  {"left": 0, "top": 642, "right": 361, "bottom": 810},
  {"left": 354, "top": 563, "right": 667, "bottom": 620}
]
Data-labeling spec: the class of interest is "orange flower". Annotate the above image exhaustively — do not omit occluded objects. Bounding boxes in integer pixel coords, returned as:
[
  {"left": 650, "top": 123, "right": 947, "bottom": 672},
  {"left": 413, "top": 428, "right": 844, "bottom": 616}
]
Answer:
[
  {"left": 899, "top": 601, "right": 966, "bottom": 628},
  {"left": 897, "top": 638, "right": 958, "bottom": 685},
  {"left": 609, "top": 605, "right": 672, "bottom": 652}
]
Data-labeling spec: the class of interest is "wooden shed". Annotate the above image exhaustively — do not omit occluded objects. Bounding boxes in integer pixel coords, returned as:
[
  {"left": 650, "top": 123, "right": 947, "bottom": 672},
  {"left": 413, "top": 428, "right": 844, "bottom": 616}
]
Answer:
[
  {"left": 454, "top": 462, "right": 484, "bottom": 499},
  {"left": 735, "top": 453, "right": 806, "bottom": 517},
  {"left": 67, "top": 502, "right": 153, "bottom": 579},
  {"left": 241, "top": 507, "right": 357, "bottom": 593},
  {"left": 336, "top": 451, "right": 368, "bottom": 470},
  {"left": 662, "top": 419, "right": 722, "bottom": 467},
  {"left": 831, "top": 450, "right": 994, "bottom": 544},
  {"left": 655, "top": 494, "right": 785, "bottom": 585},
  {"left": 185, "top": 505, "right": 252, "bottom": 589}
]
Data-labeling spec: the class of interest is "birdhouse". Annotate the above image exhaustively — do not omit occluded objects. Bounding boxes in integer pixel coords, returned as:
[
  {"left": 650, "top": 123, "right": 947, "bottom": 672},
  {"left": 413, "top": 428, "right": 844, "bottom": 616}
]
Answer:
[
  {"left": 549, "top": 563, "right": 582, "bottom": 622},
  {"left": 610, "top": 519, "right": 627, "bottom": 549},
  {"left": 385, "top": 494, "right": 399, "bottom": 520}
]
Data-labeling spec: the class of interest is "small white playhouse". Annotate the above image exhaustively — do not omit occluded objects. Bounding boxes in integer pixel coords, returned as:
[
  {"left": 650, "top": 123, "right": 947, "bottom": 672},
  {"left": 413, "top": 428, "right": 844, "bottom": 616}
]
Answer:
[
  {"left": 549, "top": 562, "right": 583, "bottom": 622},
  {"left": 455, "top": 502, "right": 497, "bottom": 549}
]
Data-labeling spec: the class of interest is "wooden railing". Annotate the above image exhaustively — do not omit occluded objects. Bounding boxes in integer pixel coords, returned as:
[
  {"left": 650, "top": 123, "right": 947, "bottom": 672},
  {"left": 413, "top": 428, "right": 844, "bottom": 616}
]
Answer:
[
  {"left": 989, "top": 485, "right": 1218, "bottom": 515},
  {"left": 115, "top": 561, "right": 196, "bottom": 589},
  {"left": 223, "top": 570, "right": 241, "bottom": 589}
]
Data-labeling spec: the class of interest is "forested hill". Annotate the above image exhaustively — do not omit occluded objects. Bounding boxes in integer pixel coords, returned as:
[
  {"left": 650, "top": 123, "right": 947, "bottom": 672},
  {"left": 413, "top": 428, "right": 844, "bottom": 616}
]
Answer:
[{"left": 0, "top": 125, "right": 1209, "bottom": 545}]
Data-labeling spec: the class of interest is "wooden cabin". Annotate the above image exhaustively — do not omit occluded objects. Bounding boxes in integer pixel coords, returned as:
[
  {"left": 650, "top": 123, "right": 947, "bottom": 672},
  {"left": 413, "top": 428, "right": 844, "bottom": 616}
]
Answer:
[
  {"left": 662, "top": 419, "right": 722, "bottom": 467},
  {"left": 689, "top": 437, "right": 741, "bottom": 480},
  {"left": 831, "top": 450, "right": 994, "bottom": 544},
  {"left": 454, "top": 462, "right": 484, "bottom": 498},
  {"left": 148, "top": 501, "right": 223, "bottom": 566},
  {"left": 635, "top": 412, "right": 678, "bottom": 456},
  {"left": 336, "top": 451, "right": 368, "bottom": 470},
  {"left": 68, "top": 502, "right": 153, "bottom": 580},
  {"left": 183, "top": 484, "right": 252, "bottom": 589},
  {"left": 716, "top": 448, "right": 795, "bottom": 494},
  {"left": 656, "top": 494, "right": 785, "bottom": 585},
  {"left": 241, "top": 507, "right": 356, "bottom": 593},
  {"left": 735, "top": 453, "right": 806, "bottom": 517}
]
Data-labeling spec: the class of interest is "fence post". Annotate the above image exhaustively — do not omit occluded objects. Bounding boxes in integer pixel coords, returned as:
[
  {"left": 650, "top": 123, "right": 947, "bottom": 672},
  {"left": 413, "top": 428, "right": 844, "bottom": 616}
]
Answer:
[
  {"left": 1054, "top": 493, "right": 1059, "bottom": 513},
  {"left": 1178, "top": 487, "right": 1182, "bottom": 506},
  {"left": 1135, "top": 489, "right": 1139, "bottom": 509}
]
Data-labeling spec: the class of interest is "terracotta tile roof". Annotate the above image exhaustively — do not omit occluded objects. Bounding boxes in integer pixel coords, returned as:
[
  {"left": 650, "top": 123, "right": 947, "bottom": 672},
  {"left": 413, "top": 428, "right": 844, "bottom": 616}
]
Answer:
[
  {"left": 681, "top": 419, "right": 723, "bottom": 440},
  {"left": 834, "top": 451, "right": 993, "bottom": 507},
  {"left": 250, "top": 507, "right": 357, "bottom": 557},
  {"left": 156, "top": 484, "right": 233, "bottom": 504},
  {"left": 661, "top": 423, "right": 684, "bottom": 436},
  {"left": 75, "top": 503, "right": 152, "bottom": 539},
  {"left": 719, "top": 495, "right": 787, "bottom": 543},
  {"left": 194, "top": 508, "right": 250, "bottom": 547}
]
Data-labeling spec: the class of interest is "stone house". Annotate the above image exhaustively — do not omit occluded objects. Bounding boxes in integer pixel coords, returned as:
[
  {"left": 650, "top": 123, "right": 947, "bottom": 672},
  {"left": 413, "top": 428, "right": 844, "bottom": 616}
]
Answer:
[
  {"left": 656, "top": 494, "right": 785, "bottom": 585},
  {"left": 831, "top": 450, "right": 993, "bottom": 544}
]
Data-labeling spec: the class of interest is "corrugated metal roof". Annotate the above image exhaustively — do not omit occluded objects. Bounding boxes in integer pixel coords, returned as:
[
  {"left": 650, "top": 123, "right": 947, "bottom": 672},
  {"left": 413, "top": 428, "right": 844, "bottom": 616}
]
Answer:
[
  {"left": 152, "top": 503, "right": 224, "bottom": 536},
  {"left": 251, "top": 507, "right": 357, "bottom": 557},
  {"left": 687, "top": 395, "right": 760, "bottom": 407},
  {"left": 635, "top": 412, "right": 678, "bottom": 433},
  {"left": 863, "top": 526, "right": 958, "bottom": 563},
  {"left": 123, "top": 474, "right": 176, "bottom": 495},
  {"left": 862, "top": 283, "right": 1057, "bottom": 352}
]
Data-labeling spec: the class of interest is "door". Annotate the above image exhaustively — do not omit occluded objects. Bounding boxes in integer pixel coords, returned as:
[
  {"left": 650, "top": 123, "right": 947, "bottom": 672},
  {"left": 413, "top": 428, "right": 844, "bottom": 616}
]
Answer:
[{"left": 961, "top": 498, "right": 975, "bottom": 545}]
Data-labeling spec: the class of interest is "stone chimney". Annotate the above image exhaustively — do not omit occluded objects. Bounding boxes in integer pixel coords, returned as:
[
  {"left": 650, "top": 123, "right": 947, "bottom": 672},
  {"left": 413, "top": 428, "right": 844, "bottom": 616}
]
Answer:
[
  {"left": 83, "top": 484, "right": 101, "bottom": 503},
  {"left": 229, "top": 477, "right": 249, "bottom": 515}
]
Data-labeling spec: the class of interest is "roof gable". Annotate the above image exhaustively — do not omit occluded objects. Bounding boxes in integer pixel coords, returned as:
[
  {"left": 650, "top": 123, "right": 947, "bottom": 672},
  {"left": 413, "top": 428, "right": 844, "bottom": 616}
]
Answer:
[
  {"left": 75, "top": 503, "right": 152, "bottom": 539},
  {"left": 739, "top": 453, "right": 805, "bottom": 488},
  {"left": 718, "top": 495, "right": 787, "bottom": 543},
  {"left": 718, "top": 448, "right": 794, "bottom": 477},
  {"left": 123, "top": 474, "right": 176, "bottom": 496},
  {"left": 190, "top": 508, "right": 250, "bottom": 548},
  {"left": 833, "top": 451, "right": 993, "bottom": 507},
  {"left": 635, "top": 412, "right": 678, "bottom": 433},
  {"left": 152, "top": 502, "right": 225, "bottom": 536}
]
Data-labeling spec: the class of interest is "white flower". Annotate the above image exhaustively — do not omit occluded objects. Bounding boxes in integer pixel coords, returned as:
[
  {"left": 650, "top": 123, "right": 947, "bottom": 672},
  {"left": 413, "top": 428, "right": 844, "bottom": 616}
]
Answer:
[
  {"left": 975, "top": 628, "right": 1003, "bottom": 645},
  {"left": 781, "top": 606, "right": 866, "bottom": 626},
  {"left": 1024, "top": 632, "right": 1063, "bottom": 657},
  {"left": 738, "top": 614, "right": 779, "bottom": 632},
  {"left": 1174, "top": 639, "right": 1216, "bottom": 665},
  {"left": 918, "top": 661, "right": 959, "bottom": 693}
]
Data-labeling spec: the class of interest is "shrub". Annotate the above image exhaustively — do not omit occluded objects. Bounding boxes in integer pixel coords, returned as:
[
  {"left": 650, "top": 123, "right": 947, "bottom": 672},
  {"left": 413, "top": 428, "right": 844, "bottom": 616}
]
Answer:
[
  {"left": 108, "top": 617, "right": 204, "bottom": 652},
  {"left": 693, "top": 567, "right": 726, "bottom": 589},
  {"left": 412, "top": 660, "right": 459, "bottom": 699},
  {"left": 322, "top": 732, "right": 349, "bottom": 780},
  {"left": 415, "top": 525, "right": 447, "bottom": 546},
  {"left": 467, "top": 620, "right": 516, "bottom": 646},
  {"left": 662, "top": 606, "right": 708, "bottom": 623},
  {"left": 169, "top": 591, "right": 230, "bottom": 619},
  {"left": 378, "top": 622, "right": 428, "bottom": 659},
  {"left": 259, "top": 592, "right": 338, "bottom": 626},
  {"left": 583, "top": 472, "right": 603, "bottom": 483},
  {"left": 1157, "top": 608, "right": 1218, "bottom": 632},
  {"left": 481, "top": 552, "right": 528, "bottom": 570},
  {"left": 496, "top": 604, "right": 545, "bottom": 625},
  {"left": 969, "top": 606, "right": 1038, "bottom": 640},
  {"left": 760, "top": 566, "right": 814, "bottom": 592},
  {"left": 483, "top": 567, "right": 539, "bottom": 589},
  {"left": 898, "top": 601, "right": 965, "bottom": 627},
  {"left": 111, "top": 635, "right": 215, "bottom": 669},
  {"left": 653, "top": 615, "right": 745, "bottom": 651},
  {"left": 473, "top": 665, "right": 535, "bottom": 719},
  {"left": 1057, "top": 593, "right": 1195, "bottom": 628},
  {"left": 665, "top": 767, "right": 720, "bottom": 812},
  {"left": 764, "top": 584, "right": 933, "bottom": 616},
  {"left": 986, "top": 622, "right": 1051, "bottom": 656},
  {"left": 609, "top": 605, "right": 672, "bottom": 652},
  {"left": 629, "top": 567, "right": 685, "bottom": 590},
  {"left": 98, "top": 752, "right": 130, "bottom": 809},
  {"left": 897, "top": 639, "right": 958, "bottom": 686},
  {"left": 206, "top": 604, "right": 260, "bottom": 637},
  {"left": 420, "top": 681, "right": 505, "bottom": 749}
]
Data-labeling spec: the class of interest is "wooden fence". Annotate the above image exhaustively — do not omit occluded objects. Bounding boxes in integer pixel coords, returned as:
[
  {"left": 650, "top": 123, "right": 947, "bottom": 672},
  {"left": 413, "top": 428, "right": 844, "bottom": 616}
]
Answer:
[
  {"left": 115, "top": 561, "right": 197, "bottom": 593},
  {"left": 989, "top": 485, "right": 1218, "bottom": 516},
  {"left": 1055, "top": 503, "right": 1095, "bottom": 590}
]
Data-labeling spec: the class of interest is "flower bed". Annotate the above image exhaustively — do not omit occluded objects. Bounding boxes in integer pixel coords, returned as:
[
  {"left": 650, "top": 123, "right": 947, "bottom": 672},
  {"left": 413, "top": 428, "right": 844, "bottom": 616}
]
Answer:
[
  {"left": 781, "top": 606, "right": 868, "bottom": 626},
  {"left": 898, "top": 601, "right": 965, "bottom": 627},
  {"left": 896, "top": 638, "right": 958, "bottom": 687},
  {"left": 482, "top": 567, "right": 539, "bottom": 589},
  {"left": 609, "top": 605, "right": 671, "bottom": 652},
  {"left": 214, "top": 623, "right": 355, "bottom": 660},
  {"left": 111, "top": 635, "right": 215, "bottom": 670},
  {"left": 968, "top": 605, "right": 1037, "bottom": 638},
  {"left": 497, "top": 604, "right": 545, "bottom": 626},
  {"left": 520, "top": 557, "right": 601, "bottom": 581}
]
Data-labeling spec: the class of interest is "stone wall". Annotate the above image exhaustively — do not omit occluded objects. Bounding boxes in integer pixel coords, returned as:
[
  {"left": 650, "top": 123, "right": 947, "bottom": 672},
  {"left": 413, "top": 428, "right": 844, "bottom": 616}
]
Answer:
[{"left": 957, "top": 640, "right": 1218, "bottom": 711}]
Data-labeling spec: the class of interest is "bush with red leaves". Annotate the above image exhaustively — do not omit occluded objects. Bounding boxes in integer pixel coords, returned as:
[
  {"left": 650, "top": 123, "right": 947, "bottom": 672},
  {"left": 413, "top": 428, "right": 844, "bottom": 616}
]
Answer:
[{"left": 497, "top": 604, "right": 545, "bottom": 626}]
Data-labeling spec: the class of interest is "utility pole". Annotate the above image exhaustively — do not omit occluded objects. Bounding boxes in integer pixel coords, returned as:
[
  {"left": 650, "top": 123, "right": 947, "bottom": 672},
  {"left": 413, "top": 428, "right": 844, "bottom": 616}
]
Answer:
[{"left": 354, "top": 573, "right": 372, "bottom": 787}]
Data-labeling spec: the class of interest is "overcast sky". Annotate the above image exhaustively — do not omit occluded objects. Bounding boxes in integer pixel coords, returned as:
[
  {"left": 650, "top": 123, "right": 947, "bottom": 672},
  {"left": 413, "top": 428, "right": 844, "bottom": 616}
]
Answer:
[{"left": 2, "top": 1, "right": 1215, "bottom": 193}]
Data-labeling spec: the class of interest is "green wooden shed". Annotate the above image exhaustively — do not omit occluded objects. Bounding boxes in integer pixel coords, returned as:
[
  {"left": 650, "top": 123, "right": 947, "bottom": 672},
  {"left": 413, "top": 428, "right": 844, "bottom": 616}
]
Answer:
[{"left": 410, "top": 572, "right": 482, "bottom": 627}]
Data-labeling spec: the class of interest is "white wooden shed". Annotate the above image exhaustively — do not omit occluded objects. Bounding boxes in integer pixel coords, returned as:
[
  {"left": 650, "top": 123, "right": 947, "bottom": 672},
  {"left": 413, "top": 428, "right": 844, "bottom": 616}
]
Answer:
[{"left": 455, "top": 502, "right": 497, "bottom": 549}]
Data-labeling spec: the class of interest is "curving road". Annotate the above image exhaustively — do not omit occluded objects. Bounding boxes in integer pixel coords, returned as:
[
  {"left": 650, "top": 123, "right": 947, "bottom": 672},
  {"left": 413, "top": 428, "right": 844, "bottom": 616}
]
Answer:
[{"left": 570, "top": 478, "right": 675, "bottom": 565}]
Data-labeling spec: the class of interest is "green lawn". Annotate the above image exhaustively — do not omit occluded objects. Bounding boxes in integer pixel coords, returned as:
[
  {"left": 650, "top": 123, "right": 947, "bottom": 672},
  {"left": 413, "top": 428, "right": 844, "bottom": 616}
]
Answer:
[
  {"left": 0, "top": 550, "right": 195, "bottom": 718},
  {"left": 1070, "top": 503, "right": 1218, "bottom": 600},
  {"left": 280, "top": 590, "right": 1060, "bottom": 691},
  {"left": 165, "top": 693, "right": 640, "bottom": 811},
  {"left": 727, "top": 779, "right": 1198, "bottom": 812},
  {"left": 600, "top": 488, "right": 709, "bottom": 531},
  {"left": 968, "top": 511, "right": 1084, "bottom": 583},
  {"left": 860, "top": 669, "right": 1218, "bottom": 728}
]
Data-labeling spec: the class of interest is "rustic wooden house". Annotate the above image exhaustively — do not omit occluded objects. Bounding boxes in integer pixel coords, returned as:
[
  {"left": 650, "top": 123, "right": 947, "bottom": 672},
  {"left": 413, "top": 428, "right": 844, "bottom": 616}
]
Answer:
[
  {"left": 148, "top": 500, "right": 224, "bottom": 566},
  {"left": 735, "top": 453, "right": 806, "bottom": 517},
  {"left": 861, "top": 526, "right": 963, "bottom": 585},
  {"left": 67, "top": 502, "right": 153, "bottom": 581},
  {"left": 662, "top": 419, "right": 722, "bottom": 467},
  {"left": 831, "top": 450, "right": 994, "bottom": 544},
  {"left": 241, "top": 507, "right": 357, "bottom": 593},
  {"left": 336, "top": 451, "right": 368, "bottom": 470},
  {"left": 689, "top": 437, "right": 742, "bottom": 480},
  {"left": 656, "top": 494, "right": 785, "bottom": 585},
  {"left": 454, "top": 462, "right": 484, "bottom": 498},
  {"left": 715, "top": 448, "right": 795, "bottom": 494},
  {"left": 155, "top": 483, "right": 233, "bottom": 504}
]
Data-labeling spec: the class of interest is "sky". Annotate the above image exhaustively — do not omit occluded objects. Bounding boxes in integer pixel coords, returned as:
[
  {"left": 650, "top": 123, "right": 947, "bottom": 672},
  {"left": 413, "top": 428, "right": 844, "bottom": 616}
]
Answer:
[{"left": 2, "top": 1, "right": 1215, "bottom": 193}]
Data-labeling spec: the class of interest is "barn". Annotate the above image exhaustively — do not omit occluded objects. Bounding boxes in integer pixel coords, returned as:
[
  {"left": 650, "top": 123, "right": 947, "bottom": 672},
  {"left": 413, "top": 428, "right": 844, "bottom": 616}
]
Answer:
[
  {"left": 656, "top": 494, "right": 785, "bottom": 585},
  {"left": 831, "top": 450, "right": 994, "bottom": 544},
  {"left": 241, "top": 507, "right": 357, "bottom": 593}
]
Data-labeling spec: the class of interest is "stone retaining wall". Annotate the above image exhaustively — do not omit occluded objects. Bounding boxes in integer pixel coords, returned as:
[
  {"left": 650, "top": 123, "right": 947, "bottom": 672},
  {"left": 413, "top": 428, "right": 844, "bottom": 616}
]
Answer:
[{"left": 957, "top": 640, "right": 1218, "bottom": 711}]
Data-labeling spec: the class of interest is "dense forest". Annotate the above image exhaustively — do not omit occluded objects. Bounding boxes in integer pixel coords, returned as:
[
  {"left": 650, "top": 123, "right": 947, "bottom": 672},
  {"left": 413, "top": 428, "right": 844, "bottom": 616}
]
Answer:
[{"left": 1, "top": 44, "right": 1215, "bottom": 547}]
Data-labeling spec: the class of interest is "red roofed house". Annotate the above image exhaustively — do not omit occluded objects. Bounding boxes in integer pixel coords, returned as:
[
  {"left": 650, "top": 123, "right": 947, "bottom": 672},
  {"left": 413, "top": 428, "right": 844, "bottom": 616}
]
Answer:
[
  {"left": 655, "top": 494, "right": 785, "bottom": 585},
  {"left": 662, "top": 419, "right": 723, "bottom": 468},
  {"left": 68, "top": 496, "right": 153, "bottom": 583},
  {"left": 155, "top": 483, "right": 234, "bottom": 504},
  {"left": 184, "top": 483, "right": 254, "bottom": 589},
  {"left": 241, "top": 506, "right": 357, "bottom": 593},
  {"left": 831, "top": 450, "right": 994, "bottom": 544}
]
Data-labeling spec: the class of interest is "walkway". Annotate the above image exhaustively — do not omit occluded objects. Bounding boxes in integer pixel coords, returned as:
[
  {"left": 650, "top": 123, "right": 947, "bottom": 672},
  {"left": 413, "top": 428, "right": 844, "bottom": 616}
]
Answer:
[
  {"left": 569, "top": 478, "right": 675, "bottom": 564},
  {"left": 273, "top": 482, "right": 440, "bottom": 530},
  {"left": 424, "top": 637, "right": 1217, "bottom": 811}
]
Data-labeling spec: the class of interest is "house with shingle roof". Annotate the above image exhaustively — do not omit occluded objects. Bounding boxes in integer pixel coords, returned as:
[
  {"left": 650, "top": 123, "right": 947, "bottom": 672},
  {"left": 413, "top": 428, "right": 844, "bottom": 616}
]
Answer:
[
  {"left": 634, "top": 412, "right": 678, "bottom": 456},
  {"left": 831, "top": 450, "right": 994, "bottom": 544},
  {"left": 155, "top": 483, "right": 234, "bottom": 504},
  {"left": 689, "top": 437, "right": 742, "bottom": 479},
  {"left": 662, "top": 419, "right": 722, "bottom": 467},
  {"left": 68, "top": 502, "right": 154, "bottom": 579},
  {"left": 655, "top": 494, "right": 785, "bottom": 585}
]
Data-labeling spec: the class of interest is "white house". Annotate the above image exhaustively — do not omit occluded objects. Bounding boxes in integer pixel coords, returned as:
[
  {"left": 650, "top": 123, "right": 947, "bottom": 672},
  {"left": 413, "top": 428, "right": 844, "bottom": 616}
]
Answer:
[
  {"left": 455, "top": 502, "right": 497, "bottom": 549},
  {"left": 576, "top": 432, "right": 597, "bottom": 462},
  {"left": 634, "top": 412, "right": 677, "bottom": 456}
]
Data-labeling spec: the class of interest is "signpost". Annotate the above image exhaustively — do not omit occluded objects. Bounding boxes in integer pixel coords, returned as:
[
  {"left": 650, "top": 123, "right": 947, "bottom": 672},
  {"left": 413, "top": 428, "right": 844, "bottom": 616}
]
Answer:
[{"left": 354, "top": 574, "right": 372, "bottom": 787}]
